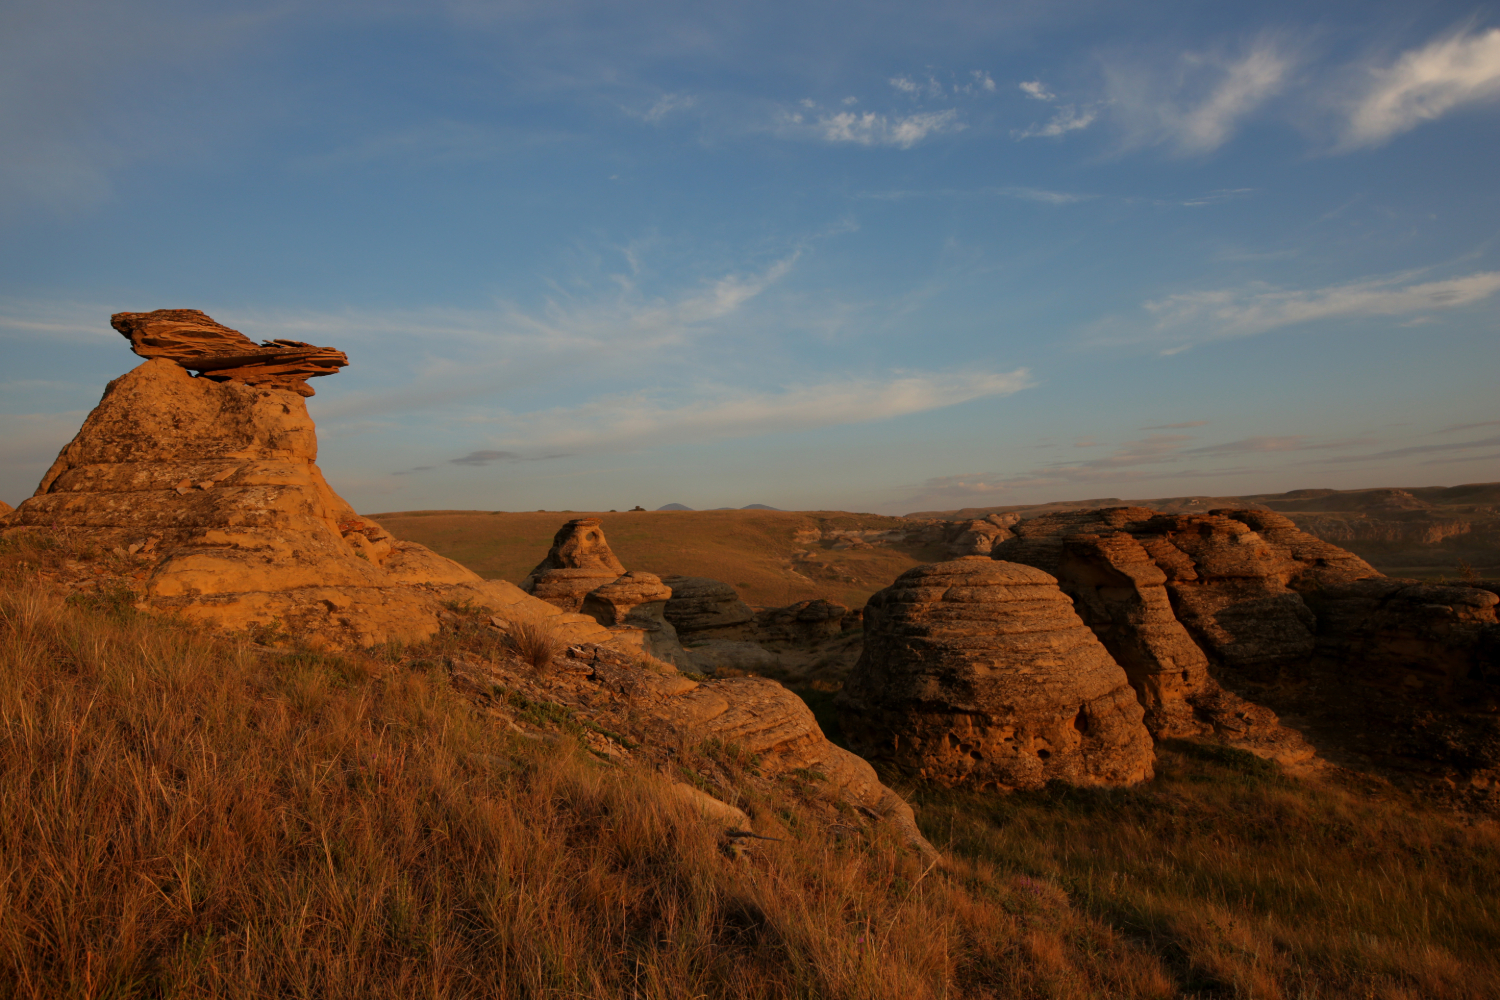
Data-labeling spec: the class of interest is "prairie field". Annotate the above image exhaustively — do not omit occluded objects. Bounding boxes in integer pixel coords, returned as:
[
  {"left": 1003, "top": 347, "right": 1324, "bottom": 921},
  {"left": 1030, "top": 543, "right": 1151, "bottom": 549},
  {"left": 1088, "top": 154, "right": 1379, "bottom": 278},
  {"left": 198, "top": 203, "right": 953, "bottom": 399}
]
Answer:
[
  {"left": 3, "top": 533, "right": 1500, "bottom": 999},
  {"left": 368, "top": 509, "right": 948, "bottom": 608}
]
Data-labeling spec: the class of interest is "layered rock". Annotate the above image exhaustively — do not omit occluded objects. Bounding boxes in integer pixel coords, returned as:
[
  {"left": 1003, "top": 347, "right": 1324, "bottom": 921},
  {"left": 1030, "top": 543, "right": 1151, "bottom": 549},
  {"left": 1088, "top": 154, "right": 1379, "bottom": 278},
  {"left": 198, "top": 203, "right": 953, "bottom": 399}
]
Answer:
[
  {"left": 662, "top": 576, "right": 756, "bottom": 637},
  {"left": 1, "top": 356, "right": 613, "bottom": 650},
  {"left": 112, "top": 309, "right": 347, "bottom": 398},
  {"left": 1001, "top": 507, "right": 1370, "bottom": 683},
  {"left": 995, "top": 509, "right": 1317, "bottom": 758},
  {"left": 1304, "top": 580, "right": 1500, "bottom": 696},
  {"left": 451, "top": 642, "right": 936, "bottom": 860},
  {"left": 521, "top": 517, "right": 628, "bottom": 611},
  {"left": 579, "top": 570, "right": 689, "bottom": 665},
  {"left": 837, "top": 557, "right": 1155, "bottom": 791},
  {"left": 755, "top": 598, "right": 850, "bottom": 644}
]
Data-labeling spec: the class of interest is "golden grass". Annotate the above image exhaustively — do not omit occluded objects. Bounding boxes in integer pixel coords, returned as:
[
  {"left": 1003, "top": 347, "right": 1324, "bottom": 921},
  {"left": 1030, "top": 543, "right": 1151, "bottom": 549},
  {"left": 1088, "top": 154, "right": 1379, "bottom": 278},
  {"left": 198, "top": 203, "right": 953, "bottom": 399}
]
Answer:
[
  {"left": 3, "top": 533, "right": 1499, "bottom": 998},
  {"left": 497, "top": 615, "right": 566, "bottom": 671},
  {"left": 367, "top": 509, "right": 943, "bottom": 608}
]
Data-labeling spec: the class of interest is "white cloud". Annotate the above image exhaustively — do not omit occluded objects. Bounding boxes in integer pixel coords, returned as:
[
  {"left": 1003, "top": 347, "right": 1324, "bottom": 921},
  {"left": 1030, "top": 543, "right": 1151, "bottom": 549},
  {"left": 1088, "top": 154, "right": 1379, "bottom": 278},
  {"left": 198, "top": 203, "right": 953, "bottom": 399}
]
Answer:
[
  {"left": 1343, "top": 28, "right": 1500, "bottom": 148},
  {"left": 1141, "top": 269, "right": 1500, "bottom": 345},
  {"left": 1014, "top": 104, "right": 1097, "bottom": 138},
  {"left": 1019, "top": 80, "right": 1054, "bottom": 101},
  {"left": 642, "top": 92, "right": 697, "bottom": 122},
  {"left": 1105, "top": 42, "right": 1293, "bottom": 154},
  {"left": 815, "top": 109, "right": 964, "bottom": 148},
  {"left": 890, "top": 76, "right": 919, "bottom": 94},
  {"left": 479, "top": 369, "right": 1034, "bottom": 454}
]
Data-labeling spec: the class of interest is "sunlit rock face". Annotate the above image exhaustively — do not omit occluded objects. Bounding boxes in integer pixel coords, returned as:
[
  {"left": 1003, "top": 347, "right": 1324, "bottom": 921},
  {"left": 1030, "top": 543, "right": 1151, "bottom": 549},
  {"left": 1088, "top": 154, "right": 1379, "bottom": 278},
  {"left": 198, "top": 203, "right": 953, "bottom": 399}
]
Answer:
[
  {"left": 837, "top": 557, "right": 1156, "bottom": 791},
  {"left": 0, "top": 331, "right": 612, "bottom": 651}
]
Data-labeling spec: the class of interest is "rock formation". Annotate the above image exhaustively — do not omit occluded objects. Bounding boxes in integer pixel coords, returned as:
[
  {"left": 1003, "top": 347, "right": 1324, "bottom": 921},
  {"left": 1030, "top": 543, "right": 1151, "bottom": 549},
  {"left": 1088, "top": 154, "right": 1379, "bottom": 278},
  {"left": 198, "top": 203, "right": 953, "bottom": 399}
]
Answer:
[
  {"left": 0, "top": 339, "right": 613, "bottom": 650},
  {"left": 520, "top": 517, "right": 628, "bottom": 611},
  {"left": 450, "top": 641, "right": 936, "bottom": 860},
  {"left": 998, "top": 507, "right": 1382, "bottom": 684},
  {"left": 662, "top": 576, "right": 756, "bottom": 637},
  {"left": 837, "top": 557, "right": 1155, "bottom": 791},
  {"left": 755, "top": 598, "right": 850, "bottom": 644},
  {"left": 577, "top": 569, "right": 691, "bottom": 664},
  {"left": 991, "top": 508, "right": 1320, "bottom": 757},
  {"left": 112, "top": 309, "right": 347, "bottom": 397},
  {"left": 0, "top": 500, "right": 12, "bottom": 516}
]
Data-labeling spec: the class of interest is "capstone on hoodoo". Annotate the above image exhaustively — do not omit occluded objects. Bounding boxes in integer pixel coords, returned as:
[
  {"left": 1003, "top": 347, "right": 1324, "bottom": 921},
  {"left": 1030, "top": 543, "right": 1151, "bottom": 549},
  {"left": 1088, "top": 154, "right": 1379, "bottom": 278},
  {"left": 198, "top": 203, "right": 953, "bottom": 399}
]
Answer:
[{"left": 0, "top": 313, "right": 613, "bottom": 649}]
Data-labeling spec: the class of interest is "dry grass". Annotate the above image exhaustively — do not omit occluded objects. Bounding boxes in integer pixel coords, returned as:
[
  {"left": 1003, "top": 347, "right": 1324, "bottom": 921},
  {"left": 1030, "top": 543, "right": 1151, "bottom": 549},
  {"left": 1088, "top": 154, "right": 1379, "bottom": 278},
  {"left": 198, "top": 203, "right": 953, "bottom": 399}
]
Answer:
[
  {"left": 915, "top": 742, "right": 1500, "bottom": 999},
  {"left": 497, "top": 615, "right": 566, "bottom": 671},
  {"left": 367, "top": 509, "right": 942, "bottom": 607},
  {"left": 3, "top": 532, "right": 1500, "bottom": 998}
]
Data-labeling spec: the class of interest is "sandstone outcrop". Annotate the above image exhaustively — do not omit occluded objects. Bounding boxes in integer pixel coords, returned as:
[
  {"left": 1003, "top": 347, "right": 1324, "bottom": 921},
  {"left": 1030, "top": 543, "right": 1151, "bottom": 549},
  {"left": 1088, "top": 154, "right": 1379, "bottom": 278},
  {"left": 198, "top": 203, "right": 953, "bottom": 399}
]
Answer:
[
  {"left": 837, "top": 557, "right": 1155, "bottom": 791},
  {"left": 521, "top": 517, "right": 628, "bottom": 611},
  {"left": 112, "top": 309, "right": 347, "bottom": 397},
  {"left": 662, "top": 576, "right": 756, "bottom": 637},
  {"left": 0, "top": 353, "right": 613, "bottom": 650},
  {"left": 450, "top": 639, "right": 936, "bottom": 860},
  {"left": 0, "top": 500, "right": 12, "bottom": 516},
  {"left": 578, "top": 569, "right": 690, "bottom": 665},
  {"left": 994, "top": 508, "right": 1319, "bottom": 758},
  {"left": 755, "top": 598, "right": 850, "bottom": 644}
]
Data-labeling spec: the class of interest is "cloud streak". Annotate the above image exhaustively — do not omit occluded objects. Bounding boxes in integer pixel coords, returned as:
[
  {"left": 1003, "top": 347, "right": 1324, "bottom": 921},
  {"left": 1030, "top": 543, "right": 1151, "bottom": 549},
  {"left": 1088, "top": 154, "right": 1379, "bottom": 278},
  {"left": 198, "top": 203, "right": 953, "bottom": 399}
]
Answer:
[
  {"left": 481, "top": 368, "right": 1034, "bottom": 455},
  {"left": 1104, "top": 41, "right": 1293, "bottom": 154},
  {"left": 1138, "top": 269, "right": 1500, "bottom": 349},
  {"left": 1343, "top": 28, "right": 1500, "bottom": 148}
]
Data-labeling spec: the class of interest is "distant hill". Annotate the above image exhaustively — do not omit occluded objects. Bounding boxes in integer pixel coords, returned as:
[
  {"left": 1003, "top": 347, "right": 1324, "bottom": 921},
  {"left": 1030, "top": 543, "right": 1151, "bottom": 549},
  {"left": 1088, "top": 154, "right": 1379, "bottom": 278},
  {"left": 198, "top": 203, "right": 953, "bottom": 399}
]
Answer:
[
  {"left": 908, "top": 482, "right": 1500, "bottom": 578},
  {"left": 656, "top": 503, "right": 694, "bottom": 511}
]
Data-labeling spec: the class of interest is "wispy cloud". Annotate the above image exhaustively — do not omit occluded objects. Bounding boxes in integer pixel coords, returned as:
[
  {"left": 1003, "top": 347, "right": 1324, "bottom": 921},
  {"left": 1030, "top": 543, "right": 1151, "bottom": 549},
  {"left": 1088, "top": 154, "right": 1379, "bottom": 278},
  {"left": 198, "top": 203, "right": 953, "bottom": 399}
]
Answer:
[
  {"left": 1135, "top": 269, "right": 1500, "bottom": 350},
  {"left": 1433, "top": 419, "right": 1500, "bottom": 435},
  {"left": 1012, "top": 76, "right": 1098, "bottom": 139},
  {"left": 1019, "top": 80, "right": 1054, "bottom": 101},
  {"left": 473, "top": 369, "right": 1034, "bottom": 455},
  {"left": 1105, "top": 41, "right": 1294, "bottom": 154},
  {"left": 853, "top": 185, "right": 1089, "bottom": 204},
  {"left": 641, "top": 92, "right": 697, "bottom": 122},
  {"left": 1324, "top": 433, "right": 1500, "bottom": 464},
  {"left": 808, "top": 108, "right": 964, "bottom": 148},
  {"left": 1142, "top": 420, "right": 1209, "bottom": 430},
  {"left": 1343, "top": 28, "right": 1500, "bottom": 148},
  {"left": 1014, "top": 104, "right": 1098, "bottom": 139}
]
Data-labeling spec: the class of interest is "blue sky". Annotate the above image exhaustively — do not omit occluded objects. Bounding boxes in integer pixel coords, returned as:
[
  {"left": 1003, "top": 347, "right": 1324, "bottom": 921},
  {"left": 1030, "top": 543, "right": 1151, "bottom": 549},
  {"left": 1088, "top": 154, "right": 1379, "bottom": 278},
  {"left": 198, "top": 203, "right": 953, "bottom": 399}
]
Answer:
[{"left": 2, "top": 0, "right": 1497, "bottom": 514}]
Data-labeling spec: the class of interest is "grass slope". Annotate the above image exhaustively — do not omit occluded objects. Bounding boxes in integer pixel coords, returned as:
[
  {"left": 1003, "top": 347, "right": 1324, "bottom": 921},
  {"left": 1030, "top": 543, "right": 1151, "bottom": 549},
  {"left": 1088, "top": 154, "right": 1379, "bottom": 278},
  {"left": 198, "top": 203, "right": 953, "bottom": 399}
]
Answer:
[
  {"left": 367, "top": 509, "right": 943, "bottom": 608},
  {"left": 4, "top": 535, "right": 1500, "bottom": 998}
]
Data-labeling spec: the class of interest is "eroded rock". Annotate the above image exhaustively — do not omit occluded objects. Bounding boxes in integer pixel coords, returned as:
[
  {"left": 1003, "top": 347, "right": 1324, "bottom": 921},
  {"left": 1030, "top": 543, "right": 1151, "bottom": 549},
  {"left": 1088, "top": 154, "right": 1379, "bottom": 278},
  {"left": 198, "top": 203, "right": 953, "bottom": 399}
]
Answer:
[
  {"left": 521, "top": 517, "right": 628, "bottom": 610},
  {"left": 112, "top": 309, "right": 347, "bottom": 398},
  {"left": 755, "top": 598, "right": 850, "bottom": 643},
  {"left": 2, "top": 356, "right": 613, "bottom": 650},
  {"left": 837, "top": 557, "right": 1155, "bottom": 791},
  {"left": 662, "top": 576, "right": 756, "bottom": 637}
]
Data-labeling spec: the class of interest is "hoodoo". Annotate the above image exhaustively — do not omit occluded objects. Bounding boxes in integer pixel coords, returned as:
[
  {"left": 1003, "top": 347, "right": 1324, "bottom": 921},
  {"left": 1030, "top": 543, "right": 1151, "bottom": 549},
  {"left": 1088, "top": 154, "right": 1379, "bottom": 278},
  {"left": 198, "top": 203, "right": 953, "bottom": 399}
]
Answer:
[
  {"left": 837, "top": 557, "right": 1156, "bottom": 791},
  {"left": 1, "top": 312, "right": 612, "bottom": 648}
]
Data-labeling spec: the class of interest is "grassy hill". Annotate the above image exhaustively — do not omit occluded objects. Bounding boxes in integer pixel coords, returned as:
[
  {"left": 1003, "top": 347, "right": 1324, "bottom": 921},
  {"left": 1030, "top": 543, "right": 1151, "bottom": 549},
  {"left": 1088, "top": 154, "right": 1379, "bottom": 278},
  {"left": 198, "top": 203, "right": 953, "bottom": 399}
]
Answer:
[
  {"left": 367, "top": 509, "right": 948, "bottom": 608},
  {"left": 3, "top": 532, "right": 1500, "bottom": 997}
]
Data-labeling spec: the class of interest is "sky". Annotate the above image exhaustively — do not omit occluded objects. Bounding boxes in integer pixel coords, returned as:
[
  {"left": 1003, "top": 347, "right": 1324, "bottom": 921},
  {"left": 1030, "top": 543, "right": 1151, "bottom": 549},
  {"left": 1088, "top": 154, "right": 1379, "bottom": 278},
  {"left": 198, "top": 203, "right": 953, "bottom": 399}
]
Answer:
[{"left": 2, "top": 0, "right": 1498, "bottom": 515}]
